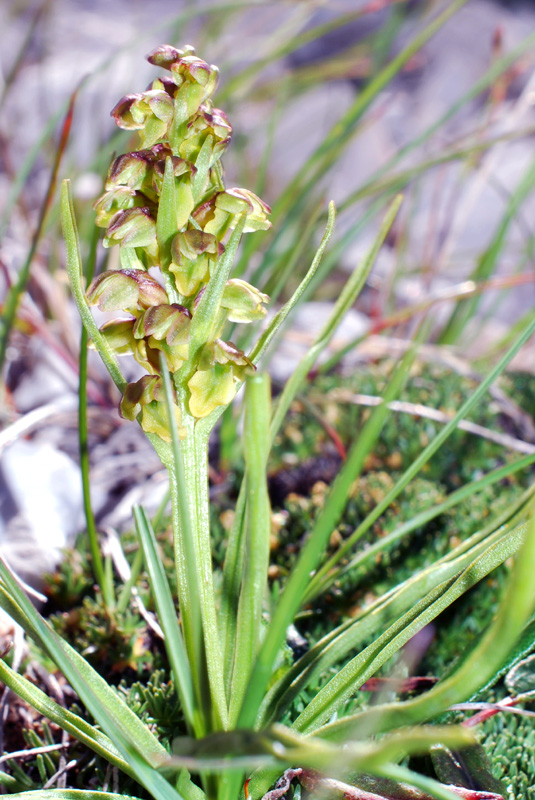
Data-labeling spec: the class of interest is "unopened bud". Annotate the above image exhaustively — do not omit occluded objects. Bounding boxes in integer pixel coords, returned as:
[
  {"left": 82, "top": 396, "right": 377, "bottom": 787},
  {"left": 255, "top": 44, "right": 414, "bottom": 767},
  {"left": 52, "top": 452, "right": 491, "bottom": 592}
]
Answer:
[
  {"left": 93, "top": 187, "right": 147, "bottom": 229},
  {"left": 99, "top": 319, "right": 136, "bottom": 354}
]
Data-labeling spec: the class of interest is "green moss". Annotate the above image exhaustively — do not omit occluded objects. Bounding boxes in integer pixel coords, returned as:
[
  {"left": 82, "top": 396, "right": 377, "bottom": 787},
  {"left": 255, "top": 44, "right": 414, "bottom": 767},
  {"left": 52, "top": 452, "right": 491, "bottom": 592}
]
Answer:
[{"left": 478, "top": 689, "right": 535, "bottom": 800}]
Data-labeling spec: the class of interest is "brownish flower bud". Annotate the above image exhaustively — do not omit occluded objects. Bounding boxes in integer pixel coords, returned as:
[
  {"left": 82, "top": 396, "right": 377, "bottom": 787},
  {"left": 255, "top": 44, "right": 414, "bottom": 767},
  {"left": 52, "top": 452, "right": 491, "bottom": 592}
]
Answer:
[
  {"left": 170, "top": 229, "right": 224, "bottom": 296},
  {"left": 133, "top": 303, "right": 191, "bottom": 346},
  {"left": 87, "top": 269, "right": 167, "bottom": 312},
  {"left": 179, "top": 104, "right": 232, "bottom": 163},
  {"left": 192, "top": 188, "right": 271, "bottom": 239},
  {"left": 111, "top": 89, "right": 175, "bottom": 147},
  {"left": 93, "top": 187, "right": 148, "bottom": 229},
  {"left": 98, "top": 318, "right": 136, "bottom": 354},
  {"left": 120, "top": 374, "right": 183, "bottom": 441},
  {"left": 111, "top": 94, "right": 144, "bottom": 130},
  {"left": 104, "top": 207, "right": 157, "bottom": 249},
  {"left": 146, "top": 44, "right": 184, "bottom": 70},
  {"left": 106, "top": 151, "right": 154, "bottom": 191}
]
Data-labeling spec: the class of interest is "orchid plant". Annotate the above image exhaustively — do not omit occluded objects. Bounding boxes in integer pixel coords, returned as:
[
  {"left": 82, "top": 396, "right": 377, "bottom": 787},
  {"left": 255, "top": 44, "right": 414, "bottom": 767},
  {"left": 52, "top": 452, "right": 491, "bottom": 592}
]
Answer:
[{"left": 0, "top": 43, "right": 534, "bottom": 800}]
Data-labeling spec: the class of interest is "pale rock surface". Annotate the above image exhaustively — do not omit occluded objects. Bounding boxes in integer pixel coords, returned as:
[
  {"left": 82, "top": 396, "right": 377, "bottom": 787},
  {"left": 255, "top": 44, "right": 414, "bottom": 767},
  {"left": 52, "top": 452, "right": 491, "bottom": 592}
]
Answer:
[{"left": 0, "top": 440, "right": 83, "bottom": 586}]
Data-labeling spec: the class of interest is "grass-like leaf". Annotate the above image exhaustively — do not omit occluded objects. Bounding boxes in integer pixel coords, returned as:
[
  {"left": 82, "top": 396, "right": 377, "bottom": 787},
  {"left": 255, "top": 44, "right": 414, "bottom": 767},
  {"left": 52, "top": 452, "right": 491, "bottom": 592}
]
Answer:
[
  {"left": 260, "top": 491, "right": 533, "bottom": 727},
  {"left": 439, "top": 153, "right": 535, "bottom": 344},
  {"left": 133, "top": 504, "right": 199, "bottom": 736},
  {"left": 329, "top": 451, "right": 535, "bottom": 588},
  {"left": 0, "top": 91, "right": 76, "bottom": 372},
  {"left": 60, "top": 179, "right": 127, "bottom": 393},
  {"left": 0, "top": 659, "right": 133, "bottom": 779},
  {"left": 229, "top": 373, "right": 272, "bottom": 725},
  {"left": 0, "top": 793, "right": 144, "bottom": 800},
  {"left": 0, "top": 559, "right": 191, "bottom": 800},
  {"left": 318, "top": 514, "right": 535, "bottom": 740},
  {"left": 269, "top": 195, "right": 401, "bottom": 438},
  {"left": 160, "top": 361, "right": 227, "bottom": 733},
  {"left": 307, "top": 313, "right": 535, "bottom": 600},
  {"left": 295, "top": 520, "right": 530, "bottom": 735}
]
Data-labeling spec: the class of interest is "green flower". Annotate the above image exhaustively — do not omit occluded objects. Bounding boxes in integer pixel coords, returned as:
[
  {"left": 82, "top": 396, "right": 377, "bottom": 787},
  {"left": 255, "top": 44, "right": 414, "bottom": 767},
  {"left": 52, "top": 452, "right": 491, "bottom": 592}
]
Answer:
[
  {"left": 120, "top": 375, "right": 183, "bottom": 442},
  {"left": 170, "top": 230, "right": 224, "bottom": 297},
  {"left": 87, "top": 269, "right": 167, "bottom": 313},
  {"left": 221, "top": 279, "right": 269, "bottom": 323},
  {"left": 90, "top": 44, "right": 272, "bottom": 437}
]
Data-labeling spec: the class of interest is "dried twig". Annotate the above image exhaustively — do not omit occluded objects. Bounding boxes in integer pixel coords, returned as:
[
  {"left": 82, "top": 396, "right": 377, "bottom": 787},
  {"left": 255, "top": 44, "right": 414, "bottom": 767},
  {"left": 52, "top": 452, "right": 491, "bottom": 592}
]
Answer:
[
  {"left": 327, "top": 389, "right": 535, "bottom": 455},
  {"left": 102, "top": 527, "right": 164, "bottom": 640},
  {"left": 0, "top": 743, "right": 67, "bottom": 766},
  {"left": 42, "top": 758, "right": 77, "bottom": 789}
]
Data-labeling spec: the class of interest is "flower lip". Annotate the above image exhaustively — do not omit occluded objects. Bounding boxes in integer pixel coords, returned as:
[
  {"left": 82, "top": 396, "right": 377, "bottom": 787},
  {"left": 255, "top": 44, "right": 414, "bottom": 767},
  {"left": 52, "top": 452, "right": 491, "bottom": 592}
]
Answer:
[{"left": 111, "top": 94, "right": 143, "bottom": 127}]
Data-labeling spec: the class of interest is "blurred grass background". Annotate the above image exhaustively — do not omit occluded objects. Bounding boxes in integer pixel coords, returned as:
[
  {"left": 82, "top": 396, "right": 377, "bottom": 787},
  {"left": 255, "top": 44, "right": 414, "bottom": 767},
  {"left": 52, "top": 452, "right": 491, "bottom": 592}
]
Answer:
[{"left": 2, "top": 0, "right": 535, "bottom": 418}]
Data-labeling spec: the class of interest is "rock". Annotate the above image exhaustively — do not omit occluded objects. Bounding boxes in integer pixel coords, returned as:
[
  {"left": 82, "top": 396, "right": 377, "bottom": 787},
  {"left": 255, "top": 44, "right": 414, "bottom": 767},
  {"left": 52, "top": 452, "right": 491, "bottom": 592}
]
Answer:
[{"left": 0, "top": 440, "right": 83, "bottom": 587}]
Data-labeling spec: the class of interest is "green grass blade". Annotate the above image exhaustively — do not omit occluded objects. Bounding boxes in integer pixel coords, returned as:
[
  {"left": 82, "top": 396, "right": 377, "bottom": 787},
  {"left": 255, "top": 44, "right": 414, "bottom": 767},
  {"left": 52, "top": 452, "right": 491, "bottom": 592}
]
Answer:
[
  {"left": 318, "top": 515, "right": 535, "bottom": 740},
  {"left": 234, "top": 198, "right": 403, "bottom": 727},
  {"left": 270, "top": 0, "right": 468, "bottom": 225},
  {"left": 218, "top": 6, "right": 377, "bottom": 103},
  {"left": 249, "top": 24, "right": 533, "bottom": 293},
  {"left": 229, "top": 374, "right": 272, "bottom": 725},
  {"left": 294, "top": 520, "right": 529, "bottom": 735},
  {"left": 337, "top": 31, "right": 535, "bottom": 216},
  {"left": 377, "top": 764, "right": 464, "bottom": 800},
  {"left": 78, "top": 225, "right": 111, "bottom": 607},
  {"left": 439, "top": 153, "right": 535, "bottom": 344},
  {"left": 159, "top": 363, "right": 218, "bottom": 734},
  {"left": 0, "top": 102, "right": 67, "bottom": 241},
  {"left": 306, "top": 313, "right": 535, "bottom": 601},
  {"left": 0, "top": 92, "right": 76, "bottom": 372},
  {"left": 237, "top": 0, "right": 468, "bottom": 282},
  {"left": 259, "top": 489, "right": 534, "bottom": 727},
  {"left": 0, "top": 561, "right": 191, "bottom": 800},
  {"left": 249, "top": 201, "right": 336, "bottom": 366},
  {"left": 245, "top": 724, "right": 470, "bottom": 800},
  {"left": 133, "top": 505, "right": 199, "bottom": 736},
  {"left": 61, "top": 180, "right": 127, "bottom": 393},
  {"left": 219, "top": 203, "right": 336, "bottom": 671},
  {"left": 330, "top": 451, "right": 535, "bottom": 587},
  {"left": 0, "top": 659, "right": 133, "bottom": 779},
  {"left": 231, "top": 197, "right": 324, "bottom": 358},
  {"left": 220, "top": 483, "right": 247, "bottom": 683},
  {"left": 261, "top": 200, "right": 324, "bottom": 302},
  {"left": 2, "top": 793, "right": 144, "bottom": 800}
]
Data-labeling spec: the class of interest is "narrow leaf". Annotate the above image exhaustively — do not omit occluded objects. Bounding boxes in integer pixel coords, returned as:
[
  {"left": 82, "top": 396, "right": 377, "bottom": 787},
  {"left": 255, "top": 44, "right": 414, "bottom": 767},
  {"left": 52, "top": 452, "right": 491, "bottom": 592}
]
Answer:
[
  {"left": 229, "top": 373, "right": 272, "bottom": 725},
  {"left": 307, "top": 313, "right": 535, "bottom": 600},
  {"left": 60, "top": 180, "right": 126, "bottom": 393},
  {"left": 133, "top": 505, "right": 199, "bottom": 735}
]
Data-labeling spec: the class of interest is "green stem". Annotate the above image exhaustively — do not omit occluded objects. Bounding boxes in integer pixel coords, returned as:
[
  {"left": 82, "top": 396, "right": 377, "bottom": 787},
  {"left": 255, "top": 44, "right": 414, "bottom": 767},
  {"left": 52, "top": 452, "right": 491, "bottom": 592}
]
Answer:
[
  {"left": 172, "top": 404, "right": 228, "bottom": 733},
  {"left": 78, "top": 228, "right": 112, "bottom": 608}
]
